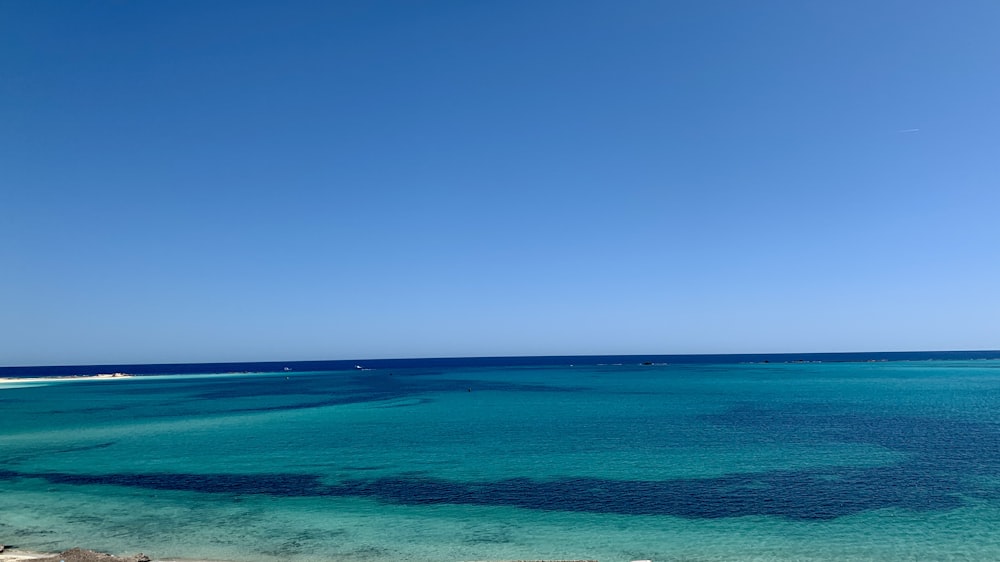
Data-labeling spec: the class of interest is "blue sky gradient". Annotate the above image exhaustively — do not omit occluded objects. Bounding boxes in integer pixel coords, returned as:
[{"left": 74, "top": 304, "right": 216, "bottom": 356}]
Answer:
[{"left": 3, "top": 1, "right": 999, "bottom": 365}]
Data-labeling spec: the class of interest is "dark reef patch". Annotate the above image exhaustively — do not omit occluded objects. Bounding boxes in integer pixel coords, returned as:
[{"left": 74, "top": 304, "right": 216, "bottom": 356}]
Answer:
[
  {"left": 0, "top": 460, "right": 980, "bottom": 521},
  {"left": 0, "top": 470, "right": 328, "bottom": 496}
]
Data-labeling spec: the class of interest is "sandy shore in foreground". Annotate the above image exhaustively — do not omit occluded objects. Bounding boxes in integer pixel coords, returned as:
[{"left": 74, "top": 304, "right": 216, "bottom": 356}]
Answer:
[
  {"left": 0, "top": 550, "right": 599, "bottom": 562},
  {"left": 0, "top": 547, "right": 226, "bottom": 562},
  {"left": 0, "top": 374, "right": 134, "bottom": 384},
  {"left": 0, "top": 551, "right": 43, "bottom": 562},
  {"left": 0, "top": 548, "right": 146, "bottom": 562}
]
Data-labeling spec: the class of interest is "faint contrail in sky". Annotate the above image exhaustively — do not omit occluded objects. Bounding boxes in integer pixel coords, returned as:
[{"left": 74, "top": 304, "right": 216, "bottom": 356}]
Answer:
[{"left": 897, "top": 128, "right": 920, "bottom": 133}]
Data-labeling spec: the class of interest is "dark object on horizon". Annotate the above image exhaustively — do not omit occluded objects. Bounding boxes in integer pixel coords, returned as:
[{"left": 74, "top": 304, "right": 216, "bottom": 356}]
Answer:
[{"left": 641, "top": 362, "right": 653, "bottom": 366}]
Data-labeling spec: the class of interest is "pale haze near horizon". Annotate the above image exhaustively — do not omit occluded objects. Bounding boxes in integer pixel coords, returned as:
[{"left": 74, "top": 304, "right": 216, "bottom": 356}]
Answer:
[{"left": 2, "top": 1, "right": 999, "bottom": 366}]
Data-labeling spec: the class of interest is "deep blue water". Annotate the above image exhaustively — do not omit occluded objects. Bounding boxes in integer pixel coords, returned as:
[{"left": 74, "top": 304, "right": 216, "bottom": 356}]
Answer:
[
  {"left": 2, "top": 353, "right": 1000, "bottom": 561},
  {"left": 4, "top": 349, "right": 1000, "bottom": 377}
]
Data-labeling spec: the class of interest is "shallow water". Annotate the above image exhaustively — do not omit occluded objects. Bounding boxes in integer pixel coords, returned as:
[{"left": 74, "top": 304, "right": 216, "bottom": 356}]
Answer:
[{"left": 2, "top": 358, "right": 1000, "bottom": 561}]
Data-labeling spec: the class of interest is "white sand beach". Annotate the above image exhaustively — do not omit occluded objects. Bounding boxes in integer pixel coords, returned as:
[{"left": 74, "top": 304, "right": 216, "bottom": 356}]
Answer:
[
  {"left": 0, "top": 550, "right": 47, "bottom": 562},
  {"left": 0, "top": 547, "right": 224, "bottom": 562},
  {"left": 0, "top": 374, "right": 133, "bottom": 385}
]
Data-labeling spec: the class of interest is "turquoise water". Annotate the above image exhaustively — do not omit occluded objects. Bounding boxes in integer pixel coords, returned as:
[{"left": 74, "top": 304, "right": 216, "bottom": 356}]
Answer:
[{"left": 2, "top": 359, "right": 1000, "bottom": 561}]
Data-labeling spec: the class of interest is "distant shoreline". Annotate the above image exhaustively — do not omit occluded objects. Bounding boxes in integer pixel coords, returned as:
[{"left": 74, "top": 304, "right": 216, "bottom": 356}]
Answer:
[{"left": 0, "top": 372, "right": 133, "bottom": 384}]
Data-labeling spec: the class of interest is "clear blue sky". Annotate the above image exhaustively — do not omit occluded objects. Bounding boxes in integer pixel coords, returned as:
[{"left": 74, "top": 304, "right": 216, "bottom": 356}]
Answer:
[{"left": 3, "top": 1, "right": 998, "bottom": 366}]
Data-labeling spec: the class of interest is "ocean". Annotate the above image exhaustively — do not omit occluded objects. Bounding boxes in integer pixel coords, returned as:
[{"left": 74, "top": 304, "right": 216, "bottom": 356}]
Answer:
[{"left": 2, "top": 352, "right": 1000, "bottom": 561}]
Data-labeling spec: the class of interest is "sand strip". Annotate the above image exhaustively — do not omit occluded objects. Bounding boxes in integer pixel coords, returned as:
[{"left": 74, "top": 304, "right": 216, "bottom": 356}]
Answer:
[
  {"left": 0, "top": 548, "right": 226, "bottom": 562},
  {"left": 0, "top": 548, "right": 149, "bottom": 562},
  {"left": 0, "top": 374, "right": 134, "bottom": 384}
]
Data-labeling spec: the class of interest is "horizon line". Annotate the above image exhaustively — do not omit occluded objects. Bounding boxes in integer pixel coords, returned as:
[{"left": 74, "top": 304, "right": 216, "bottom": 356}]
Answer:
[{"left": 3, "top": 348, "right": 999, "bottom": 370}]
